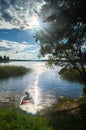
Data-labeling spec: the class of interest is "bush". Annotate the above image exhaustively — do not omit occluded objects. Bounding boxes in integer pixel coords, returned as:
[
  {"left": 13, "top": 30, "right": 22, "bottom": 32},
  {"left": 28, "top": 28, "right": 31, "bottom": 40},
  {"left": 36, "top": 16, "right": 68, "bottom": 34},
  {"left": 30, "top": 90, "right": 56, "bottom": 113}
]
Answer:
[
  {"left": 83, "top": 87, "right": 86, "bottom": 95},
  {"left": 59, "top": 67, "right": 83, "bottom": 84}
]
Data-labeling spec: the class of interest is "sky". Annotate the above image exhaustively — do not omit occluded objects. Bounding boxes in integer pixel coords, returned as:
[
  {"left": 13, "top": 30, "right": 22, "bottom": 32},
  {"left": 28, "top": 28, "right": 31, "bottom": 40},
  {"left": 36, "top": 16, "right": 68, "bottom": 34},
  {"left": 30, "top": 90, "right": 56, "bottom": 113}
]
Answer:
[{"left": 0, "top": 0, "right": 44, "bottom": 60}]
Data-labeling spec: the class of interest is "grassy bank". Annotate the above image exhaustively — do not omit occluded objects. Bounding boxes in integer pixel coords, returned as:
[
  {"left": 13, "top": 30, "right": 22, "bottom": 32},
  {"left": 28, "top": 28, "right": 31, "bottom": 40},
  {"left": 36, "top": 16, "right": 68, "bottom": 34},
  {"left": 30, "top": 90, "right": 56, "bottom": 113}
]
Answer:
[
  {"left": 0, "top": 96, "right": 86, "bottom": 130},
  {"left": 59, "top": 67, "right": 85, "bottom": 84},
  {"left": 0, "top": 66, "right": 32, "bottom": 79},
  {"left": 39, "top": 96, "right": 86, "bottom": 130},
  {"left": 0, "top": 105, "right": 52, "bottom": 130}
]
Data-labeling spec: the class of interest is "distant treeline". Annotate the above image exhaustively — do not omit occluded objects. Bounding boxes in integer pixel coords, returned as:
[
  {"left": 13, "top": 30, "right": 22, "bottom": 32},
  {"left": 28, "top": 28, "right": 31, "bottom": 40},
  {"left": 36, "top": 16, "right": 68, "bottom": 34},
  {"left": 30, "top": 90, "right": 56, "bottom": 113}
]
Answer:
[{"left": 0, "top": 55, "right": 10, "bottom": 62}]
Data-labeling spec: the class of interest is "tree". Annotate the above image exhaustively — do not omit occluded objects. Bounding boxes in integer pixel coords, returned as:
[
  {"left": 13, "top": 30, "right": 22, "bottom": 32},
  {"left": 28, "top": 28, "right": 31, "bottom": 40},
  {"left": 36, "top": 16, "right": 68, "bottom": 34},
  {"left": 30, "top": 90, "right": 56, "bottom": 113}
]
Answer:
[
  {"left": 6, "top": 56, "right": 9, "bottom": 61},
  {"left": 0, "top": 56, "right": 2, "bottom": 62},
  {"left": 3, "top": 55, "right": 9, "bottom": 62},
  {"left": 3, "top": 55, "right": 7, "bottom": 61},
  {"left": 35, "top": 0, "right": 86, "bottom": 94}
]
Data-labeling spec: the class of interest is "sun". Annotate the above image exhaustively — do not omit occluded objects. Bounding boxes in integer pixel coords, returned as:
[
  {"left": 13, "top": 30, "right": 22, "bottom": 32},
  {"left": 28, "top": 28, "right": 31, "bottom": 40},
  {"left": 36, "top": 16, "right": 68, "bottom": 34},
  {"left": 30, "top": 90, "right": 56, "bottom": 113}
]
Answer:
[{"left": 29, "top": 14, "right": 40, "bottom": 29}]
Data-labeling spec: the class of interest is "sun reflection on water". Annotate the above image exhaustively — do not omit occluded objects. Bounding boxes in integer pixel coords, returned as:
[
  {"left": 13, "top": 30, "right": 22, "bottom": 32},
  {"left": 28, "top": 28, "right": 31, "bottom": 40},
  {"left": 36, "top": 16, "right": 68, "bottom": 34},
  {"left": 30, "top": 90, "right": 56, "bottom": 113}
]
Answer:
[{"left": 26, "top": 63, "right": 46, "bottom": 111}]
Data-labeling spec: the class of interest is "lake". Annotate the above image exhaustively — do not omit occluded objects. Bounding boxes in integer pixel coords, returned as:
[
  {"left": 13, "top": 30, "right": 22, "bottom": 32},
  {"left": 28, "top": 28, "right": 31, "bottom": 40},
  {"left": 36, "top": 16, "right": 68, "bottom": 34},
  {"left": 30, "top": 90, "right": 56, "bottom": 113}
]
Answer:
[{"left": 0, "top": 61, "right": 83, "bottom": 110}]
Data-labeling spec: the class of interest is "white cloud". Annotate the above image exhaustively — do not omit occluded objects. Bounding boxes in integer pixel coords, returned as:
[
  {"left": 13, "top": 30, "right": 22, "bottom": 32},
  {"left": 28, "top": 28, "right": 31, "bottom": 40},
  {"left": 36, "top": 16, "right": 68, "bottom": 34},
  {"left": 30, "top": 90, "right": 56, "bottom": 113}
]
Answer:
[
  {"left": 0, "top": 0, "right": 44, "bottom": 29},
  {"left": 0, "top": 39, "right": 40, "bottom": 60},
  {"left": 0, "top": 20, "right": 17, "bottom": 29}
]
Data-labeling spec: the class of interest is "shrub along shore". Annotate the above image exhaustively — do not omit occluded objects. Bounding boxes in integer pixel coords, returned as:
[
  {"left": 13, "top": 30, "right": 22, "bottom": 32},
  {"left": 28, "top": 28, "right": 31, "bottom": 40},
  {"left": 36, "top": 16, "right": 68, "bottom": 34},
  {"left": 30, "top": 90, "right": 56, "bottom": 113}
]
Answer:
[
  {"left": 0, "top": 96, "right": 86, "bottom": 130},
  {"left": 59, "top": 67, "right": 86, "bottom": 84},
  {"left": 0, "top": 65, "right": 32, "bottom": 79}
]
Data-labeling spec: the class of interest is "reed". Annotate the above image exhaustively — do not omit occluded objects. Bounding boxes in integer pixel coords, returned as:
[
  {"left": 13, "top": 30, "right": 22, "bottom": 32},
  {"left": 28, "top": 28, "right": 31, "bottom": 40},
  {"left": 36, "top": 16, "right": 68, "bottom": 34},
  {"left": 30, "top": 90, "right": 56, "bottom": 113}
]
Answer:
[{"left": 0, "top": 65, "right": 32, "bottom": 79}]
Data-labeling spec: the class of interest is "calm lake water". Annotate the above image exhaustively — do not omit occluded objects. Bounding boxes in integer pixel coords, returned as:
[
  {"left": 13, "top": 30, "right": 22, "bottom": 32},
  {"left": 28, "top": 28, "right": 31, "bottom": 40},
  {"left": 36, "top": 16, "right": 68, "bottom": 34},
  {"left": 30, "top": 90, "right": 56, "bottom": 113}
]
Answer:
[{"left": 0, "top": 61, "right": 83, "bottom": 110}]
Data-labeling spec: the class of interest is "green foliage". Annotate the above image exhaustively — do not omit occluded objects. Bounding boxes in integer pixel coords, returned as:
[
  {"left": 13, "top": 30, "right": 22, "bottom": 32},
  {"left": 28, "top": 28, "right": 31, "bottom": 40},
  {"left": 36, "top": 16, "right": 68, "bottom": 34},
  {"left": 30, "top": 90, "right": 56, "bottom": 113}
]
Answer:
[
  {"left": 0, "top": 96, "right": 86, "bottom": 130},
  {"left": 83, "top": 87, "right": 86, "bottom": 95},
  {"left": 41, "top": 96, "right": 86, "bottom": 130},
  {"left": 36, "top": 0, "right": 86, "bottom": 88},
  {"left": 59, "top": 67, "right": 85, "bottom": 84},
  {"left": 0, "top": 55, "right": 9, "bottom": 62},
  {"left": 0, "top": 66, "right": 32, "bottom": 79},
  {"left": 0, "top": 106, "right": 52, "bottom": 130}
]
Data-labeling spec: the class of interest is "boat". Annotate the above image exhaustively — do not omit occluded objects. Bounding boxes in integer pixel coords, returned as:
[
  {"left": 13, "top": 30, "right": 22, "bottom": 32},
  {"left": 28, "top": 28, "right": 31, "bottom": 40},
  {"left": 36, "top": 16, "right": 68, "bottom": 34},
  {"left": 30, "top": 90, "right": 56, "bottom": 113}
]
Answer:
[{"left": 20, "top": 91, "right": 36, "bottom": 115}]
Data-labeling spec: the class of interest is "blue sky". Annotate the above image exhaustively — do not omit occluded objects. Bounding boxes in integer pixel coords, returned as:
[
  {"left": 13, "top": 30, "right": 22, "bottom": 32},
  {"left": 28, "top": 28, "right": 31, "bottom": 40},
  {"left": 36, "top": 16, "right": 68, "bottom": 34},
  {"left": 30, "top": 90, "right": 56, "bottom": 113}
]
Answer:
[
  {"left": 0, "top": 29, "right": 40, "bottom": 60},
  {"left": 0, "top": 0, "right": 44, "bottom": 60}
]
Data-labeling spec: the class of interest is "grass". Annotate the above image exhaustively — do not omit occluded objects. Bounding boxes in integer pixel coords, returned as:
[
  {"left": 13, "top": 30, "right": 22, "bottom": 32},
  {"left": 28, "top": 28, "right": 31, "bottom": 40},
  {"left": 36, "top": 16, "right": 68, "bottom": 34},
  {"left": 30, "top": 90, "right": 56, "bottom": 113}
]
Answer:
[
  {"left": 0, "top": 96, "right": 86, "bottom": 130},
  {"left": 0, "top": 104, "right": 52, "bottom": 130},
  {"left": 0, "top": 65, "right": 32, "bottom": 79},
  {"left": 59, "top": 67, "right": 85, "bottom": 84}
]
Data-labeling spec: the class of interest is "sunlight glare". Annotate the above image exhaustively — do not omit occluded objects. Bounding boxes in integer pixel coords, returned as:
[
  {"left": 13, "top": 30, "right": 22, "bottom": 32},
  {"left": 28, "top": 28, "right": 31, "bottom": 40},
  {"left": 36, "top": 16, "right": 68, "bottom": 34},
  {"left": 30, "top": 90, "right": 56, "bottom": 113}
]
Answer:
[{"left": 29, "top": 15, "right": 40, "bottom": 29}]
